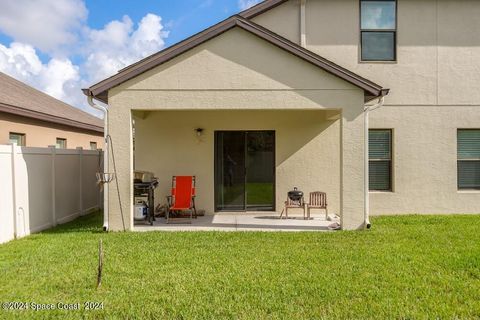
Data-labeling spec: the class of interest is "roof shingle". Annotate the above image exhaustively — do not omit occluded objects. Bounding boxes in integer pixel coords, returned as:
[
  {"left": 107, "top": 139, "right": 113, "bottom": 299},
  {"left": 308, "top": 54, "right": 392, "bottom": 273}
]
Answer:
[{"left": 0, "top": 72, "right": 103, "bottom": 133}]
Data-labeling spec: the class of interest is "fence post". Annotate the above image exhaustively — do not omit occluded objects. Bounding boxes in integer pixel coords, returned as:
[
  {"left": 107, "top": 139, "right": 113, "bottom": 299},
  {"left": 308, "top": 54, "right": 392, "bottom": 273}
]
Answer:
[
  {"left": 49, "top": 145, "right": 57, "bottom": 226},
  {"left": 11, "top": 143, "right": 18, "bottom": 239},
  {"left": 77, "top": 147, "right": 84, "bottom": 216}
]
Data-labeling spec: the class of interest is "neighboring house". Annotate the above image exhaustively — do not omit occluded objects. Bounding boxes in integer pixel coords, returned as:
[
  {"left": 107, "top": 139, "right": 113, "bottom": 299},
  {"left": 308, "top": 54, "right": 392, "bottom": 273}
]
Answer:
[
  {"left": 0, "top": 72, "right": 103, "bottom": 149},
  {"left": 83, "top": 0, "right": 480, "bottom": 231}
]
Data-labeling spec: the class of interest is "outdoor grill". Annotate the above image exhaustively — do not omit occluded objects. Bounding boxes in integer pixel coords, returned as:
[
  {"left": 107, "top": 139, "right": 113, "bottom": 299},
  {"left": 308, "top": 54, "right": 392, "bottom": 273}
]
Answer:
[{"left": 287, "top": 187, "right": 303, "bottom": 202}]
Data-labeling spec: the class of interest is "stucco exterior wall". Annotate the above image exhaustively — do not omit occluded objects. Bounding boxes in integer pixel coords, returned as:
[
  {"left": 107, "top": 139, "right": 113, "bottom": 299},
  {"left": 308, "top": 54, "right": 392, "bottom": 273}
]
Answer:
[
  {"left": 252, "top": 0, "right": 480, "bottom": 216},
  {"left": 0, "top": 112, "right": 103, "bottom": 149},
  {"left": 253, "top": 0, "right": 480, "bottom": 106},
  {"left": 252, "top": 0, "right": 301, "bottom": 45},
  {"left": 133, "top": 110, "right": 341, "bottom": 216},
  {"left": 107, "top": 26, "right": 367, "bottom": 230},
  {"left": 369, "top": 106, "right": 480, "bottom": 215}
]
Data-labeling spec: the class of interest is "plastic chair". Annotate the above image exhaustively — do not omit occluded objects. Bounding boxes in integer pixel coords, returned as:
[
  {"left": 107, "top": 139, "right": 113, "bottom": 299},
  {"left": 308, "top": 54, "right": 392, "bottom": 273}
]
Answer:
[{"left": 166, "top": 176, "right": 197, "bottom": 223}]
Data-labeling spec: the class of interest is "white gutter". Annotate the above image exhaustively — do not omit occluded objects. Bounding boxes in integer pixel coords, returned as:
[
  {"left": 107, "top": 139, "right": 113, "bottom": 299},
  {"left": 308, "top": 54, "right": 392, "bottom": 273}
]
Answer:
[
  {"left": 87, "top": 95, "right": 109, "bottom": 231},
  {"left": 300, "top": 0, "right": 306, "bottom": 47},
  {"left": 364, "top": 96, "right": 385, "bottom": 229}
]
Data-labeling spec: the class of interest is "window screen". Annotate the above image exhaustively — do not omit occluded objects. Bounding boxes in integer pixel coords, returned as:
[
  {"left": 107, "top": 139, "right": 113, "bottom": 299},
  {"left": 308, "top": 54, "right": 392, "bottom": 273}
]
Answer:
[
  {"left": 56, "top": 138, "right": 67, "bottom": 149},
  {"left": 458, "top": 129, "right": 480, "bottom": 190},
  {"left": 9, "top": 132, "right": 26, "bottom": 146},
  {"left": 369, "top": 129, "right": 392, "bottom": 191}
]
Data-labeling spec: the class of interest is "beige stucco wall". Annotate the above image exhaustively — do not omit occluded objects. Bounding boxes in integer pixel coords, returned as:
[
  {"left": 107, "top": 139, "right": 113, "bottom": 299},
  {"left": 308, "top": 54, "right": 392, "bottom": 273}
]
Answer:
[
  {"left": 107, "top": 27, "right": 367, "bottom": 230},
  {"left": 369, "top": 106, "right": 480, "bottom": 215},
  {"left": 134, "top": 110, "right": 341, "bottom": 216},
  {"left": 254, "top": 0, "right": 480, "bottom": 106},
  {"left": 0, "top": 112, "right": 103, "bottom": 149},
  {"left": 252, "top": 0, "right": 480, "bottom": 216}
]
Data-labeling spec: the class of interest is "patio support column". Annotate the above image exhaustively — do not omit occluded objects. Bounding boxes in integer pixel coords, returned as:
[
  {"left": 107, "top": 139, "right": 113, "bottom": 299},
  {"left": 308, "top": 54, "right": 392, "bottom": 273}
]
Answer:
[
  {"left": 340, "top": 107, "right": 366, "bottom": 230},
  {"left": 106, "top": 101, "right": 134, "bottom": 231}
]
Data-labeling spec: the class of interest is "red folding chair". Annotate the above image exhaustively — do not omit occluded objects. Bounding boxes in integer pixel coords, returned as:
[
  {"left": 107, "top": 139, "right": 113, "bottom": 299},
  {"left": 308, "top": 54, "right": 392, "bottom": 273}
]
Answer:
[{"left": 166, "top": 176, "right": 197, "bottom": 224}]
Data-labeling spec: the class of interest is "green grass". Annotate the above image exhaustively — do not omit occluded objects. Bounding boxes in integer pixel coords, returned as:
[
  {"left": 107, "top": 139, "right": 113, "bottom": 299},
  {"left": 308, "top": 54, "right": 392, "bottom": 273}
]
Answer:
[
  {"left": 0, "top": 212, "right": 479, "bottom": 319},
  {"left": 222, "top": 182, "right": 273, "bottom": 205}
]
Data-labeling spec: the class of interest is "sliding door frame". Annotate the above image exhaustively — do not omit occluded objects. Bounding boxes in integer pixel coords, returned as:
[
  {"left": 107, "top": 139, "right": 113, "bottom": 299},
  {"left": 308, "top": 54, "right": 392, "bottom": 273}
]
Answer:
[{"left": 214, "top": 130, "right": 276, "bottom": 212}]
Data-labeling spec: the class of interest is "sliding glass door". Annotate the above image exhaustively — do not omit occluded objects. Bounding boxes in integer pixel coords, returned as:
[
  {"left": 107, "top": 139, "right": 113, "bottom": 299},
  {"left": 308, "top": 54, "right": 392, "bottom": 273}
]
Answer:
[{"left": 215, "top": 131, "right": 275, "bottom": 211}]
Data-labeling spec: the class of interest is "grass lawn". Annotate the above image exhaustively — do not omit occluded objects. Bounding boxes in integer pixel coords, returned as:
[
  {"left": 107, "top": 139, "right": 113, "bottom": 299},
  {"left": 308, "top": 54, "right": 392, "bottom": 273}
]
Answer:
[
  {"left": 0, "top": 212, "right": 479, "bottom": 319},
  {"left": 221, "top": 182, "right": 273, "bottom": 206}
]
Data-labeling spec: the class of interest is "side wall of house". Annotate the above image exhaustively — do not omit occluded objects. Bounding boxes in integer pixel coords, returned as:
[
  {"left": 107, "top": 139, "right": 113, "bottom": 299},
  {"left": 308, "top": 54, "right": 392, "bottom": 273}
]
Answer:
[
  {"left": 0, "top": 112, "right": 104, "bottom": 149},
  {"left": 253, "top": 0, "right": 480, "bottom": 215}
]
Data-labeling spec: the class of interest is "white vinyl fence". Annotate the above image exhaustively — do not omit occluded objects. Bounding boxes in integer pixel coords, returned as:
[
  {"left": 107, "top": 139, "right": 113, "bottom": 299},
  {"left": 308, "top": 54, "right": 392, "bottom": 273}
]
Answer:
[{"left": 0, "top": 144, "right": 102, "bottom": 244}]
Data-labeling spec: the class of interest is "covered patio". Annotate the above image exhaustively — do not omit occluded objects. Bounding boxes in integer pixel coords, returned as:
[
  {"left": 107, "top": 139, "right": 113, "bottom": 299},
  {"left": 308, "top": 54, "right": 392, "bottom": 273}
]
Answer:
[
  {"left": 83, "top": 15, "right": 388, "bottom": 231},
  {"left": 132, "top": 109, "right": 342, "bottom": 231}
]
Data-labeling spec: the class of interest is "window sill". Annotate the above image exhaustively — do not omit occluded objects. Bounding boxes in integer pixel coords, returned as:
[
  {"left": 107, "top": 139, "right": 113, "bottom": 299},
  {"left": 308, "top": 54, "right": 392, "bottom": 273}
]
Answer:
[
  {"left": 359, "top": 60, "right": 397, "bottom": 64},
  {"left": 457, "top": 190, "right": 480, "bottom": 194},
  {"left": 369, "top": 190, "right": 394, "bottom": 194}
]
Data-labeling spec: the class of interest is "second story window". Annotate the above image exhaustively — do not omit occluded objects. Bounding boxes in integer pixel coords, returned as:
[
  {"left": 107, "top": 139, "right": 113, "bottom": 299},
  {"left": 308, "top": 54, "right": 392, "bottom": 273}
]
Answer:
[{"left": 360, "top": 0, "right": 397, "bottom": 61}]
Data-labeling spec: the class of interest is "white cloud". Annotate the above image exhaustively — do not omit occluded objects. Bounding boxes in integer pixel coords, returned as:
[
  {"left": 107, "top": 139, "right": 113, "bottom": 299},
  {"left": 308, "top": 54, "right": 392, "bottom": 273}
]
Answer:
[
  {"left": 0, "top": 11, "right": 169, "bottom": 116},
  {"left": 238, "top": 0, "right": 261, "bottom": 10},
  {"left": 38, "top": 59, "right": 80, "bottom": 102},
  {"left": 0, "top": 0, "right": 87, "bottom": 54},
  {"left": 0, "top": 42, "right": 43, "bottom": 79},
  {"left": 0, "top": 42, "right": 84, "bottom": 109},
  {"left": 84, "top": 13, "right": 169, "bottom": 83}
]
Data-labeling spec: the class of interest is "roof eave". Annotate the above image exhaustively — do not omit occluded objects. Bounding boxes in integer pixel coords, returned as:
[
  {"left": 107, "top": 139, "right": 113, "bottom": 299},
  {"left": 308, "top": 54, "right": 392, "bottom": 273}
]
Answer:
[
  {"left": 0, "top": 102, "right": 104, "bottom": 134},
  {"left": 86, "top": 15, "right": 388, "bottom": 105}
]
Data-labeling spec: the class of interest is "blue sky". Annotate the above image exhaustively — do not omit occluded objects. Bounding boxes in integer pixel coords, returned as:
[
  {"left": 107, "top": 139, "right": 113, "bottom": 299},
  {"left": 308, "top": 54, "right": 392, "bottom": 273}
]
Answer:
[
  {"left": 0, "top": 0, "right": 261, "bottom": 114},
  {"left": 86, "top": 0, "right": 237, "bottom": 49}
]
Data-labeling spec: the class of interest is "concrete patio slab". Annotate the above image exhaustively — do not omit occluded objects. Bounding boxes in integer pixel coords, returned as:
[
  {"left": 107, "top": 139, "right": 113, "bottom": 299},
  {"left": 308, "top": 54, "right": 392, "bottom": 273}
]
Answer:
[{"left": 134, "top": 213, "right": 337, "bottom": 232}]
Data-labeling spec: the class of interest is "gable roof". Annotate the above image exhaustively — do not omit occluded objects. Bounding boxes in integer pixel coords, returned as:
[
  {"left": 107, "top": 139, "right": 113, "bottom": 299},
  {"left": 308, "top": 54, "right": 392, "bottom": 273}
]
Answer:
[
  {"left": 83, "top": 15, "right": 388, "bottom": 104},
  {"left": 0, "top": 72, "right": 103, "bottom": 133},
  {"left": 239, "top": 0, "right": 290, "bottom": 19}
]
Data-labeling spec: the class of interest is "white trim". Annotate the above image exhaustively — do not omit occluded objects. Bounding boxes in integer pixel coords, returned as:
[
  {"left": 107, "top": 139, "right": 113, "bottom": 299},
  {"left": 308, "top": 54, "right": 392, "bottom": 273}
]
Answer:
[{"left": 300, "top": 0, "right": 306, "bottom": 48}]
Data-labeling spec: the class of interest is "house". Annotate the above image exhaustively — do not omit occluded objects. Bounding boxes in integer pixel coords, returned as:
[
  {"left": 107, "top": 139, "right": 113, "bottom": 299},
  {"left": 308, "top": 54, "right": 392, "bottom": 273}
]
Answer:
[
  {"left": 83, "top": 0, "right": 480, "bottom": 231},
  {"left": 0, "top": 72, "right": 103, "bottom": 149}
]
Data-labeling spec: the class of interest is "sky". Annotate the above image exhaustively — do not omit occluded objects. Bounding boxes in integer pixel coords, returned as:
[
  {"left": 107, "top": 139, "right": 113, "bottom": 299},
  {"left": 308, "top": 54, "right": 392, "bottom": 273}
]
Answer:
[{"left": 0, "top": 0, "right": 261, "bottom": 116}]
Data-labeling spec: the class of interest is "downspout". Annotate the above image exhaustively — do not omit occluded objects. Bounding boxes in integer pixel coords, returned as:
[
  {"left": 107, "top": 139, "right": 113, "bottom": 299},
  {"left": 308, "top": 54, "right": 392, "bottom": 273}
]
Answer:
[
  {"left": 87, "top": 95, "right": 109, "bottom": 231},
  {"left": 364, "top": 96, "right": 385, "bottom": 229},
  {"left": 300, "top": 0, "right": 306, "bottom": 47}
]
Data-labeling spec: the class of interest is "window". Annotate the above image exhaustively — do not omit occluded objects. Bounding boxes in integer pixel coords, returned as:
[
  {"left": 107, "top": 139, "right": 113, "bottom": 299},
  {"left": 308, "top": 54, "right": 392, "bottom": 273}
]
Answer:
[
  {"left": 369, "top": 129, "right": 392, "bottom": 191},
  {"left": 56, "top": 138, "right": 67, "bottom": 149},
  {"left": 90, "top": 142, "right": 97, "bottom": 150},
  {"left": 360, "top": 0, "right": 397, "bottom": 61},
  {"left": 9, "top": 132, "right": 26, "bottom": 146},
  {"left": 457, "top": 129, "right": 480, "bottom": 190}
]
